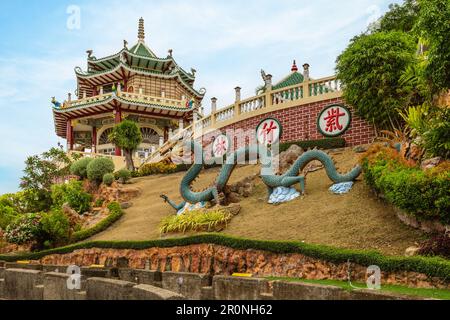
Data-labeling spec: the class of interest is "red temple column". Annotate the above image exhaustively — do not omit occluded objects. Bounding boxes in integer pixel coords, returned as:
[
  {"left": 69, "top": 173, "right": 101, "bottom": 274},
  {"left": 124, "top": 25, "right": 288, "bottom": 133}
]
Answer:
[
  {"left": 92, "top": 126, "right": 97, "bottom": 153},
  {"left": 66, "top": 119, "right": 74, "bottom": 151},
  {"left": 114, "top": 108, "right": 122, "bottom": 156}
]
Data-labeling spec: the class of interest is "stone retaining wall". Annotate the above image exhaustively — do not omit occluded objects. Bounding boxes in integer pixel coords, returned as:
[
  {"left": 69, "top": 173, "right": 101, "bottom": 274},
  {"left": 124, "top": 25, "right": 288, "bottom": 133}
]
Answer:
[
  {"left": 0, "top": 266, "right": 432, "bottom": 300},
  {"left": 35, "top": 244, "right": 449, "bottom": 289}
]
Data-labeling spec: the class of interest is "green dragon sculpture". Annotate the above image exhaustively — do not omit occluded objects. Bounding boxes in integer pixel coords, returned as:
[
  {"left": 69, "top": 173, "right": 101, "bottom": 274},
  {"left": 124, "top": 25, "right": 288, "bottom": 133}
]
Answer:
[{"left": 160, "top": 140, "right": 362, "bottom": 212}]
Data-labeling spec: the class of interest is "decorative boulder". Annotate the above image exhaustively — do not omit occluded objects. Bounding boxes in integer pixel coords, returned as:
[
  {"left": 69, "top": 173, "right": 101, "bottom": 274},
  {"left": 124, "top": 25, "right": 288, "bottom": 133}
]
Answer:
[
  {"left": 275, "top": 144, "right": 303, "bottom": 174},
  {"left": 420, "top": 157, "right": 443, "bottom": 170}
]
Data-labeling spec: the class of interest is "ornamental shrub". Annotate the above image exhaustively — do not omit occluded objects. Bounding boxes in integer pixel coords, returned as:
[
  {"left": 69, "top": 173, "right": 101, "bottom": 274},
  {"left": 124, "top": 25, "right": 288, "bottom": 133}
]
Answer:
[
  {"left": 87, "top": 157, "right": 115, "bottom": 183},
  {"left": 115, "top": 169, "right": 131, "bottom": 184},
  {"left": 102, "top": 173, "right": 115, "bottom": 186},
  {"left": 4, "top": 213, "right": 42, "bottom": 245},
  {"left": 40, "top": 209, "right": 70, "bottom": 247},
  {"left": 361, "top": 146, "right": 450, "bottom": 223},
  {"left": 0, "top": 204, "right": 18, "bottom": 230},
  {"left": 51, "top": 180, "right": 92, "bottom": 214},
  {"left": 70, "top": 158, "right": 93, "bottom": 179},
  {"left": 139, "top": 162, "right": 178, "bottom": 176}
]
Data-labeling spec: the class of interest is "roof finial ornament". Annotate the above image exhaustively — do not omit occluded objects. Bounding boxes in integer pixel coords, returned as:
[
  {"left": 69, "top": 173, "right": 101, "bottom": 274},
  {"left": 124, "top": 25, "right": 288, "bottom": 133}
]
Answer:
[
  {"left": 191, "top": 68, "right": 197, "bottom": 76},
  {"left": 123, "top": 40, "right": 128, "bottom": 49},
  {"left": 291, "top": 60, "right": 298, "bottom": 72},
  {"left": 138, "top": 17, "right": 145, "bottom": 43},
  {"left": 86, "top": 50, "right": 93, "bottom": 58},
  {"left": 168, "top": 49, "right": 173, "bottom": 57}
]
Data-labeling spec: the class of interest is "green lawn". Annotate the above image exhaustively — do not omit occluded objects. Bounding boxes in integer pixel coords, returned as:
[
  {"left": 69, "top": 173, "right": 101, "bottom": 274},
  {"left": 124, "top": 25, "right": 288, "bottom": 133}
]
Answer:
[{"left": 266, "top": 276, "right": 450, "bottom": 300}]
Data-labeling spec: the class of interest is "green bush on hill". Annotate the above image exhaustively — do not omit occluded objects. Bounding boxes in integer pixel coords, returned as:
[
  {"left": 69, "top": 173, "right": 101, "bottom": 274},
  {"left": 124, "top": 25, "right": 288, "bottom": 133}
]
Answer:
[
  {"left": 361, "top": 146, "right": 450, "bottom": 224},
  {"left": 102, "top": 173, "right": 115, "bottom": 186},
  {"left": 87, "top": 157, "right": 115, "bottom": 183},
  {"left": 51, "top": 180, "right": 92, "bottom": 214},
  {"left": 115, "top": 169, "right": 131, "bottom": 183},
  {"left": 70, "top": 158, "right": 93, "bottom": 179}
]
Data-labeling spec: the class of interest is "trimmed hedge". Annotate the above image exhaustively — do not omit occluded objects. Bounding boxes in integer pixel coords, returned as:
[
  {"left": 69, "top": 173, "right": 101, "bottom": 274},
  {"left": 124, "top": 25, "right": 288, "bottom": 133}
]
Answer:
[
  {"left": 0, "top": 233, "right": 449, "bottom": 281},
  {"left": 70, "top": 202, "right": 124, "bottom": 243},
  {"left": 138, "top": 162, "right": 221, "bottom": 177},
  {"left": 279, "top": 138, "right": 346, "bottom": 153}
]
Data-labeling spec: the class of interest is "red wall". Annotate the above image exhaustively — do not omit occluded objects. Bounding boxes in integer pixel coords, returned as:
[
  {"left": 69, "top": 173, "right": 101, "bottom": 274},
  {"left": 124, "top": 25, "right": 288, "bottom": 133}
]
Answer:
[{"left": 202, "top": 97, "right": 375, "bottom": 149}]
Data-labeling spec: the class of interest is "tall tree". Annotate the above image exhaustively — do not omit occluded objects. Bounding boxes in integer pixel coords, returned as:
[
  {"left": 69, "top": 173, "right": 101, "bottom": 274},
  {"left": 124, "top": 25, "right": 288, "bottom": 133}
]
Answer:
[
  {"left": 20, "top": 147, "right": 73, "bottom": 212},
  {"left": 109, "top": 120, "right": 142, "bottom": 171},
  {"left": 371, "top": 0, "right": 420, "bottom": 34},
  {"left": 336, "top": 31, "right": 417, "bottom": 130},
  {"left": 416, "top": 0, "right": 450, "bottom": 94}
]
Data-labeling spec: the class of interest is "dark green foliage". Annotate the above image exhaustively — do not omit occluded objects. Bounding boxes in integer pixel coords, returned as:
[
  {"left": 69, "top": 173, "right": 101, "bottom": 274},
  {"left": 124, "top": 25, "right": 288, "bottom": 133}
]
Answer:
[
  {"left": 51, "top": 180, "right": 92, "bottom": 214},
  {"left": 39, "top": 210, "right": 70, "bottom": 248},
  {"left": 109, "top": 120, "right": 142, "bottom": 171},
  {"left": 336, "top": 31, "right": 417, "bottom": 130},
  {"left": 372, "top": 0, "right": 420, "bottom": 33},
  {"left": 115, "top": 169, "right": 131, "bottom": 183},
  {"left": 0, "top": 204, "right": 18, "bottom": 230},
  {"left": 20, "top": 147, "right": 73, "bottom": 212},
  {"left": 416, "top": 0, "right": 450, "bottom": 93},
  {"left": 361, "top": 153, "right": 450, "bottom": 224},
  {"left": 0, "top": 193, "right": 23, "bottom": 229},
  {"left": 279, "top": 138, "right": 346, "bottom": 153},
  {"left": 70, "top": 158, "right": 93, "bottom": 179},
  {"left": 1, "top": 233, "right": 449, "bottom": 281},
  {"left": 86, "top": 157, "right": 115, "bottom": 183},
  {"left": 420, "top": 108, "right": 450, "bottom": 159},
  {"left": 70, "top": 202, "right": 123, "bottom": 243},
  {"left": 102, "top": 173, "right": 115, "bottom": 186}
]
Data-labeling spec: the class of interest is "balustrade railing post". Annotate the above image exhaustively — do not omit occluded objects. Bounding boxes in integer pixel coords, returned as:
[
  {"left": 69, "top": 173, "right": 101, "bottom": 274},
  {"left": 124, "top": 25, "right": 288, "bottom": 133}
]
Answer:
[
  {"left": 234, "top": 86, "right": 241, "bottom": 118},
  {"left": 210, "top": 97, "right": 217, "bottom": 127},
  {"left": 303, "top": 80, "right": 310, "bottom": 98}
]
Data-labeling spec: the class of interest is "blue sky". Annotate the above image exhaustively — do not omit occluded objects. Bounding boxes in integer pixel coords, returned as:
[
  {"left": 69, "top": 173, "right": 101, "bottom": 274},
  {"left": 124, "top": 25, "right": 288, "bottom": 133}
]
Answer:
[{"left": 0, "top": 0, "right": 400, "bottom": 194}]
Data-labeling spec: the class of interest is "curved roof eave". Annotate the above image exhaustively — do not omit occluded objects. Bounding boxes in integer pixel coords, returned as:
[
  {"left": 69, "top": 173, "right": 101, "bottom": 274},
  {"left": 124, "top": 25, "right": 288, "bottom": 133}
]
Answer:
[
  {"left": 52, "top": 94, "right": 193, "bottom": 113},
  {"left": 75, "top": 63, "right": 204, "bottom": 98}
]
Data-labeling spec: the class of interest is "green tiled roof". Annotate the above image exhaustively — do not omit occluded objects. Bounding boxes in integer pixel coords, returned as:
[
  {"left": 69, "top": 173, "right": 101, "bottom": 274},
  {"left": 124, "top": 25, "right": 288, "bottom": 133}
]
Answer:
[
  {"left": 129, "top": 42, "right": 156, "bottom": 58},
  {"left": 272, "top": 72, "right": 304, "bottom": 90}
]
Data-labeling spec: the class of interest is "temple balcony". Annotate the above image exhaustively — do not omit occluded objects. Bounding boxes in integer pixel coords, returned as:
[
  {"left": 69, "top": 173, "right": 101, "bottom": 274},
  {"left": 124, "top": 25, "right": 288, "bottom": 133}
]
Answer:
[{"left": 60, "top": 90, "right": 190, "bottom": 110}]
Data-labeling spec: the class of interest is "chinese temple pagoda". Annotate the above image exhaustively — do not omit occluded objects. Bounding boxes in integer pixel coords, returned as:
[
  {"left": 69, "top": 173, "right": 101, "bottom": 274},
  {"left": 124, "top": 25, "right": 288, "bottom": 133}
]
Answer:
[{"left": 52, "top": 18, "right": 205, "bottom": 158}]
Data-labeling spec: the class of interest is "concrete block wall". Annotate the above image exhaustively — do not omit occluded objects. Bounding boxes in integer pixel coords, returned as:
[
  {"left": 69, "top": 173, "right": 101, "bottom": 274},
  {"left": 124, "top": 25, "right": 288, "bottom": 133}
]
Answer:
[
  {"left": 43, "top": 272, "right": 86, "bottom": 300},
  {"left": 0, "top": 263, "right": 431, "bottom": 300},
  {"left": 212, "top": 276, "right": 269, "bottom": 300},
  {"left": 4, "top": 269, "right": 44, "bottom": 300},
  {"left": 161, "top": 271, "right": 212, "bottom": 300}
]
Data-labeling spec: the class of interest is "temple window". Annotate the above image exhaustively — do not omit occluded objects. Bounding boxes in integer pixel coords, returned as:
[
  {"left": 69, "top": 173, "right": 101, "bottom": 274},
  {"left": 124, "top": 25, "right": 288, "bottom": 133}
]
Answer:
[{"left": 99, "top": 127, "right": 114, "bottom": 145}]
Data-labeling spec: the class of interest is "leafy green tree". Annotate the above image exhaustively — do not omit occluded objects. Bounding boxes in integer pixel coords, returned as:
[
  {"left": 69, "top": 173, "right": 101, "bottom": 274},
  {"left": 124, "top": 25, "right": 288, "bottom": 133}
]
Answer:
[
  {"left": 108, "top": 120, "right": 142, "bottom": 171},
  {"left": 20, "top": 147, "right": 73, "bottom": 212},
  {"left": 336, "top": 31, "right": 417, "bottom": 130},
  {"left": 371, "top": 0, "right": 420, "bottom": 34},
  {"left": 416, "top": 0, "right": 450, "bottom": 93}
]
